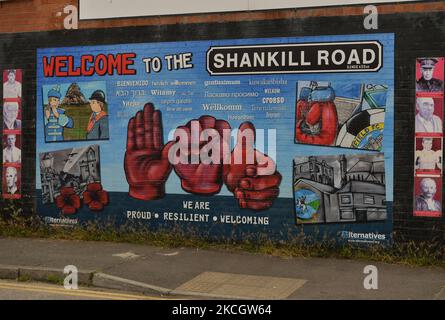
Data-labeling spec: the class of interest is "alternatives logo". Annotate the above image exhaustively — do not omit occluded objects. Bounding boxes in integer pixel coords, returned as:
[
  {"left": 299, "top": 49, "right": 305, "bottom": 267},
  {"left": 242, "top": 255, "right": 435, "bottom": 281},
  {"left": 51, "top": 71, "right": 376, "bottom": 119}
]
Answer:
[{"left": 340, "top": 231, "right": 386, "bottom": 243}]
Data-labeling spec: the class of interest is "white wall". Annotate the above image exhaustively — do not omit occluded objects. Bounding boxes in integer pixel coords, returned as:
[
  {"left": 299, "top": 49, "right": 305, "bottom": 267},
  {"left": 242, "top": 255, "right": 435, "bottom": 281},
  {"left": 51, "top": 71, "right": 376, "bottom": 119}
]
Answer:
[{"left": 79, "top": 0, "right": 419, "bottom": 20}]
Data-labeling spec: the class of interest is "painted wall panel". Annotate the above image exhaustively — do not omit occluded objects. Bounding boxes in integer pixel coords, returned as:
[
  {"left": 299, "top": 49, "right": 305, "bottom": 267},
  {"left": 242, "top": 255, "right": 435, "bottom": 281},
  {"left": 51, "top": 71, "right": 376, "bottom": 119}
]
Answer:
[{"left": 35, "top": 33, "right": 394, "bottom": 244}]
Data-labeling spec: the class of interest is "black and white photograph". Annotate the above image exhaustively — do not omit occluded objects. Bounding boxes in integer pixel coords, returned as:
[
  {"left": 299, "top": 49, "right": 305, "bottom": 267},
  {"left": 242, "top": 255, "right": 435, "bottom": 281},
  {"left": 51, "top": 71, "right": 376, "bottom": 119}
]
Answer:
[
  {"left": 414, "top": 137, "right": 442, "bottom": 176},
  {"left": 3, "top": 133, "right": 22, "bottom": 164},
  {"left": 2, "top": 165, "right": 21, "bottom": 198},
  {"left": 414, "top": 96, "right": 443, "bottom": 135},
  {"left": 2, "top": 69, "right": 22, "bottom": 100},
  {"left": 416, "top": 57, "right": 444, "bottom": 93},
  {"left": 39, "top": 145, "right": 101, "bottom": 204},
  {"left": 3, "top": 101, "right": 21, "bottom": 130},
  {"left": 413, "top": 176, "right": 442, "bottom": 216}
]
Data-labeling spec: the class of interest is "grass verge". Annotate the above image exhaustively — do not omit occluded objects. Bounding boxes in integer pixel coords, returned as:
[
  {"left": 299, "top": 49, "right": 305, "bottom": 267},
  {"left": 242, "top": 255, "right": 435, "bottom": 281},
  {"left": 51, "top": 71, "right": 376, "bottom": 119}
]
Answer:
[{"left": 0, "top": 215, "right": 444, "bottom": 268}]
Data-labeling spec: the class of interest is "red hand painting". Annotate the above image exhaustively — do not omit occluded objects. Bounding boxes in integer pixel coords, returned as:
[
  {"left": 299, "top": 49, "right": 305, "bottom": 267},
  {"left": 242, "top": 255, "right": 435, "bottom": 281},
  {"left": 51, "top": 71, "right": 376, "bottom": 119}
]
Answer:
[
  {"left": 172, "top": 116, "right": 231, "bottom": 195},
  {"left": 224, "top": 122, "right": 282, "bottom": 210},
  {"left": 124, "top": 103, "right": 174, "bottom": 200}
]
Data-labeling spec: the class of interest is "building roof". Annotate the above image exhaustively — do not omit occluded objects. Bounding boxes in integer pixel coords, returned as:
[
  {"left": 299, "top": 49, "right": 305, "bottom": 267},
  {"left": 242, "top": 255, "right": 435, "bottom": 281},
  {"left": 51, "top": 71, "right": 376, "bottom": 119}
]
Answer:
[
  {"left": 346, "top": 159, "right": 385, "bottom": 184},
  {"left": 63, "top": 147, "right": 93, "bottom": 174},
  {"left": 294, "top": 178, "right": 337, "bottom": 193},
  {"left": 338, "top": 181, "right": 385, "bottom": 194},
  {"left": 295, "top": 157, "right": 334, "bottom": 171},
  {"left": 371, "top": 160, "right": 385, "bottom": 173},
  {"left": 348, "top": 159, "right": 385, "bottom": 174},
  {"left": 348, "top": 160, "right": 372, "bottom": 173}
]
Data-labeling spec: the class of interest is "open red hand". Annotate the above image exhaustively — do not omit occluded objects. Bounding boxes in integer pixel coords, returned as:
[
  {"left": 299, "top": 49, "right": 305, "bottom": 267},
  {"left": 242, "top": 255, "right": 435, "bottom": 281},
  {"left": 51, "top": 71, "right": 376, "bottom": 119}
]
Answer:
[
  {"left": 224, "top": 122, "right": 282, "bottom": 210},
  {"left": 124, "top": 103, "right": 174, "bottom": 200}
]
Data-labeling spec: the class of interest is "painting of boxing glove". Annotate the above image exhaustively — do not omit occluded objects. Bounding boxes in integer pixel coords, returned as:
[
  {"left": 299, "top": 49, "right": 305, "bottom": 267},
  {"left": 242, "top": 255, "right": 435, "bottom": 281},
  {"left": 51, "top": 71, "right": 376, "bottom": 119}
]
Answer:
[{"left": 296, "top": 86, "right": 339, "bottom": 146}]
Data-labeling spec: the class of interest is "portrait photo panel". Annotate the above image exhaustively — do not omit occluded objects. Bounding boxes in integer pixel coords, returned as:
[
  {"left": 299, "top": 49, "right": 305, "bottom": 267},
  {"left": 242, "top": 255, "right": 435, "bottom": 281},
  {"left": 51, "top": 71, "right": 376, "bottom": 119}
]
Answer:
[
  {"left": 2, "top": 69, "right": 22, "bottom": 85},
  {"left": 2, "top": 132, "right": 22, "bottom": 165},
  {"left": 414, "top": 96, "right": 444, "bottom": 137},
  {"left": 2, "top": 165, "right": 21, "bottom": 199},
  {"left": 3, "top": 101, "right": 22, "bottom": 131},
  {"left": 2, "top": 69, "right": 22, "bottom": 103},
  {"left": 413, "top": 176, "right": 442, "bottom": 217},
  {"left": 416, "top": 57, "right": 444, "bottom": 94}
]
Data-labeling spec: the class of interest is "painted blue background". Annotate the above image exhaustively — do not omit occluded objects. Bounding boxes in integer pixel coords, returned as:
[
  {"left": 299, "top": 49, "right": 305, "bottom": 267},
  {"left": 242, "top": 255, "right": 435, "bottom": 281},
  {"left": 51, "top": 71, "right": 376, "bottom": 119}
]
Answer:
[{"left": 36, "top": 33, "right": 394, "bottom": 244}]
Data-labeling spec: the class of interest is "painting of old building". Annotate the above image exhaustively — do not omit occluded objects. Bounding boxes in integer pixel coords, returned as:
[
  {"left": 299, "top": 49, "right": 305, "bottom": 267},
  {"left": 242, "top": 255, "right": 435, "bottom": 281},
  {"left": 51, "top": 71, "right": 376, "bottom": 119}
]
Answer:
[
  {"left": 39, "top": 145, "right": 101, "bottom": 204},
  {"left": 294, "top": 153, "right": 386, "bottom": 224},
  {"left": 294, "top": 156, "right": 335, "bottom": 186}
]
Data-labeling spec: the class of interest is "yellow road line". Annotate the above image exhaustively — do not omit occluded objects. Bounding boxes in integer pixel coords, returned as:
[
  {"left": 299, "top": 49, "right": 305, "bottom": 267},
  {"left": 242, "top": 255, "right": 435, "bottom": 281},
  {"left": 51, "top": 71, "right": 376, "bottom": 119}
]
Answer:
[
  {"left": 0, "top": 282, "right": 168, "bottom": 300},
  {"left": 0, "top": 284, "right": 136, "bottom": 300}
]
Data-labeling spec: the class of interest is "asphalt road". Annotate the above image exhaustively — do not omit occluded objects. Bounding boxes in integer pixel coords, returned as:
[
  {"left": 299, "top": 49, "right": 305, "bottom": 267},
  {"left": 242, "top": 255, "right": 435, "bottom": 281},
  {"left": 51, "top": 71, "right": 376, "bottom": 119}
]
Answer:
[{"left": 0, "top": 280, "right": 167, "bottom": 300}]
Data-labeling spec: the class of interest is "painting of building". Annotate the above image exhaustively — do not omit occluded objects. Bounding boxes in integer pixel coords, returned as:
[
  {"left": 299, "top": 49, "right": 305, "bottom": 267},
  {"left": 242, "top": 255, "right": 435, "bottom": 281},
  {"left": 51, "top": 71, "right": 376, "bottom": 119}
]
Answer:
[
  {"left": 39, "top": 145, "right": 101, "bottom": 204},
  {"left": 294, "top": 153, "right": 386, "bottom": 224},
  {"left": 294, "top": 156, "right": 335, "bottom": 186}
]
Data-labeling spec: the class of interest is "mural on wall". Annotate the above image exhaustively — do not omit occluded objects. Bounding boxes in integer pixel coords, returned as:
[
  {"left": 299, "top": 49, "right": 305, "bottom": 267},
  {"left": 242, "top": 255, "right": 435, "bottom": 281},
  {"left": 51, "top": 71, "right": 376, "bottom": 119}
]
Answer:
[
  {"left": 413, "top": 57, "right": 444, "bottom": 218},
  {"left": 36, "top": 33, "right": 395, "bottom": 245},
  {"left": 293, "top": 153, "right": 386, "bottom": 225},
  {"left": 3, "top": 69, "right": 22, "bottom": 199},
  {"left": 295, "top": 81, "right": 387, "bottom": 150}
]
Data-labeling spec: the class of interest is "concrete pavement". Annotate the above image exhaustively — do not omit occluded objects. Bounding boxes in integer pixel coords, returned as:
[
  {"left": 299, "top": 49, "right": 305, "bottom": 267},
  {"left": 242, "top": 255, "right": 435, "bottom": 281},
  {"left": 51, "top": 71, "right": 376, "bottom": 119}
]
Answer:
[{"left": 0, "top": 237, "right": 444, "bottom": 300}]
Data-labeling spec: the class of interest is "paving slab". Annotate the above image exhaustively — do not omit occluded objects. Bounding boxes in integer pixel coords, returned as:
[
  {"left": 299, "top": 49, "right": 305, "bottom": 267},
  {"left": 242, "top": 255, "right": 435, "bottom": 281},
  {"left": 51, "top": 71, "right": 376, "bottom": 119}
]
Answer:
[{"left": 174, "top": 272, "right": 307, "bottom": 299}]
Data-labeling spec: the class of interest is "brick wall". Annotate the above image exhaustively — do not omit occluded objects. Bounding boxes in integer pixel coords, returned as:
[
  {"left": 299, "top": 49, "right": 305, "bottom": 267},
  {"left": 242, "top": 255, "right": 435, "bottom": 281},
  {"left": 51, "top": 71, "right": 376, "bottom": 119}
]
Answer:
[{"left": 0, "top": 1, "right": 444, "bottom": 243}]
